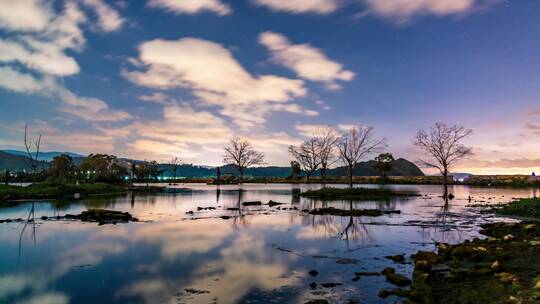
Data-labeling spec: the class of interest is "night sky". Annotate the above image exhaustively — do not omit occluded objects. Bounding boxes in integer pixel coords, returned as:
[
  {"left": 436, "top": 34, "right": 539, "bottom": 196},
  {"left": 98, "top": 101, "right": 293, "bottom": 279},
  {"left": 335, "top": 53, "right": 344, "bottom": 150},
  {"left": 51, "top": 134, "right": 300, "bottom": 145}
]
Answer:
[{"left": 1, "top": 0, "right": 539, "bottom": 174}]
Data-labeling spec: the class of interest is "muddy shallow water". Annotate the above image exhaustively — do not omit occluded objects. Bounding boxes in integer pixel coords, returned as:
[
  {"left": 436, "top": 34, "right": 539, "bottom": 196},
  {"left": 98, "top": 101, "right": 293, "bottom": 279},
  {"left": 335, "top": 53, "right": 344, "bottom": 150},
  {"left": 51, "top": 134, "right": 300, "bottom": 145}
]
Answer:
[{"left": 0, "top": 184, "right": 537, "bottom": 304}]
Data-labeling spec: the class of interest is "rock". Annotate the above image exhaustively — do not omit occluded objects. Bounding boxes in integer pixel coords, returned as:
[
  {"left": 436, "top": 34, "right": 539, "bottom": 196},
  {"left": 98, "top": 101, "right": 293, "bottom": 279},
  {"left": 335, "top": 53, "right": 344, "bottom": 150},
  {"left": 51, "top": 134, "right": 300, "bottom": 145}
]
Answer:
[
  {"left": 308, "top": 270, "right": 319, "bottom": 276},
  {"left": 412, "top": 251, "right": 440, "bottom": 264},
  {"left": 41, "top": 216, "right": 48, "bottom": 220},
  {"left": 227, "top": 207, "right": 239, "bottom": 211},
  {"left": 491, "top": 260, "right": 502, "bottom": 272},
  {"left": 524, "top": 224, "right": 537, "bottom": 231},
  {"left": 503, "top": 234, "right": 515, "bottom": 241},
  {"left": 321, "top": 282, "right": 341, "bottom": 288},
  {"left": 354, "top": 271, "right": 381, "bottom": 276},
  {"left": 268, "top": 200, "right": 284, "bottom": 207},
  {"left": 351, "top": 276, "right": 360, "bottom": 282},
  {"left": 414, "top": 260, "right": 432, "bottom": 273},
  {"left": 533, "top": 278, "right": 540, "bottom": 290},
  {"left": 437, "top": 243, "right": 449, "bottom": 253},
  {"left": 382, "top": 268, "right": 411, "bottom": 286},
  {"left": 448, "top": 194, "right": 455, "bottom": 200},
  {"left": 220, "top": 216, "right": 231, "bottom": 220},
  {"left": 304, "top": 300, "right": 328, "bottom": 304},
  {"left": 309, "top": 282, "right": 317, "bottom": 289},
  {"left": 335, "top": 258, "right": 359, "bottom": 265},
  {"left": 382, "top": 267, "right": 396, "bottom": 275},
  {"left": 242, "top": 201, "right": 262, "bottom": 206},
  {"left": 184, "top": 288, "right": 209, "bottom": 294},
  {"left": 75, "top": 209, "right": 137, "bottom": 225},
  {"left": 496, "top": 272, "right": 517, "bottom": 284},
  {"left": 378, "top": 288, "right": 410, "bottom": 298},
  {"left": 385, "top": 254, "right": 406, "bottom": 263}
]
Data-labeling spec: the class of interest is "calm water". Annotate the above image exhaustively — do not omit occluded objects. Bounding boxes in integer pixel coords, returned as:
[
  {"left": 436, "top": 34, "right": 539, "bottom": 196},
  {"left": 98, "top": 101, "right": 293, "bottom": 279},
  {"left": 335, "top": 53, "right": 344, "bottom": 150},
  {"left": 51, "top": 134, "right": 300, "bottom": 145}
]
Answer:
[{"left": 0, "top": 184, "right": 537, "bottom": 304}]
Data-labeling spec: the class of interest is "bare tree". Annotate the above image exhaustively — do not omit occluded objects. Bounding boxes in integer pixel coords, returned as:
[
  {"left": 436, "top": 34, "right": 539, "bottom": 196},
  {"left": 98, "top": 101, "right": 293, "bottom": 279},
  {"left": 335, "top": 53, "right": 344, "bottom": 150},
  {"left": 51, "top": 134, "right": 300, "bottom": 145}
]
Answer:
[
  {"left": 289, "top": 138, "right": 320, "bottom": 183},
  {"left": 337, "top": 126, "right": 386, "bottom": 188},
  {"left": 23, "top": 123, "right": 42, "bottom": 174},
  {"left": 168, "top": 157, "right": 182, "bottom": 180},
  {"left": 414, "top": 122, "right": 473, "bottom": 186},
  {"left": 223, "top": 137, "right": 265, "bottom": 184},
  {"left": 315, "top": 127, "right": 339, "bottom": 185}
]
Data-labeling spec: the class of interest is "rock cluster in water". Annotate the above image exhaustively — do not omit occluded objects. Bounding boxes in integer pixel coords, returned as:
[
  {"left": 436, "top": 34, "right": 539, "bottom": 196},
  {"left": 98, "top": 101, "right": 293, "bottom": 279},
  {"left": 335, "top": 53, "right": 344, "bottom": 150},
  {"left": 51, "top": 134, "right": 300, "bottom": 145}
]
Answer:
[{"left": 408, "top": 222, "right": 540, "bottom": 303}]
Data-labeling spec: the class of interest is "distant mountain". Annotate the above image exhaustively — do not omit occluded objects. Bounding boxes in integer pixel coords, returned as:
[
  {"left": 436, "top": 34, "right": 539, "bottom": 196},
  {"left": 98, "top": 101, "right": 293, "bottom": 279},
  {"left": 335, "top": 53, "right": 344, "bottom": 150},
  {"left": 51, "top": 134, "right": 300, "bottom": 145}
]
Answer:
[
  {"left": 0, "top": 151, "right": 48, "bottom": 172},
  {"left": 2, "top": 150, "right": 85, "bottom": 162},
  {"left": 158, "top": 158, "right": 424, "bottom": 178},
  {"left": 327, "top": 158, "right": 425, "bottom": 177}
]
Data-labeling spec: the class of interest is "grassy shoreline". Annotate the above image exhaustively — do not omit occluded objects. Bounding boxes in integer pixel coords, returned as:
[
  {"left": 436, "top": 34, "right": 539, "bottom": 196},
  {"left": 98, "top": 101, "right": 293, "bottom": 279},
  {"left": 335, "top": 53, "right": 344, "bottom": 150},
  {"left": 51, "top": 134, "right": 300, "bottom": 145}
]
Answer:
[
  {"left": 0, "top": 183, "right": 126, "bottom": 202},
  {"left": 300, "top": 187, "right": 418, "bottom": 200},
  {"left": 494, "top": 198, "right": 540, "bottom": 218}
]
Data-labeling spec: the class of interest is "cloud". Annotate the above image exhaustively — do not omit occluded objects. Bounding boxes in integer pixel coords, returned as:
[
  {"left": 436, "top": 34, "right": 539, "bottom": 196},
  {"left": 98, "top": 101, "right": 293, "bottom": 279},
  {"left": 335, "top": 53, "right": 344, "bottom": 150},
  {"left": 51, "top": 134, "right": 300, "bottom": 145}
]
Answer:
[
  {"left": 459, "top": 158, "right": 540, "bottom": 169},
  {"left": 0, "top": 0, "right": 52, "bottom": 31},
  {"left": 57, "top": 88, "right": 132, "bottom": 122},
  {"left": 253, "top": 0, "right": 341, "bottom": 14},
  {"left": 0, "top": 66, "right": 55, "bottom": 92},
  {"left": 0, "top": 38, "right": 80, "bottom": 76},
  {"left": 0, "top": 120, "right": 118, "bottom": 153},
  {"left": 295, "top": 123, "right": 335, "bottom": 137},
  {"left": 0, "top": 0, "right": 129, "bottom": 122},
  {"left": 259, "top": 31, "right": 354, "bottom": 89},
  {"left": 138, "top": 92, "right": 174, "bottom": 105},
  {"left": 121, "top": 104, "right": 233, "bottom": 161},
  {"left": 148, "top": 0, "right": 232, "bottom": 16},
  {"left": 528, "top": 109, "right": 540, "bottom": 116},
  {"left": 123, "top": 37, "right": 308, "bottom": 128},
  {"left": 81, "top": 0, "right": 125, "bottom": 32},
  {"left": 363, "top": 0, "right": 491, "bottom": 22}
]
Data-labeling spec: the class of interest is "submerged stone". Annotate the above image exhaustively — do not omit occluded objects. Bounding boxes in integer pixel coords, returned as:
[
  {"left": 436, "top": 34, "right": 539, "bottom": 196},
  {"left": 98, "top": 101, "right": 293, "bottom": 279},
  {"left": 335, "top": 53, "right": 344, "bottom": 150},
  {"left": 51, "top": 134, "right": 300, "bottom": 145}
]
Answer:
[{"left": 385, "top": 254, "right": 406, "bottom": 263}]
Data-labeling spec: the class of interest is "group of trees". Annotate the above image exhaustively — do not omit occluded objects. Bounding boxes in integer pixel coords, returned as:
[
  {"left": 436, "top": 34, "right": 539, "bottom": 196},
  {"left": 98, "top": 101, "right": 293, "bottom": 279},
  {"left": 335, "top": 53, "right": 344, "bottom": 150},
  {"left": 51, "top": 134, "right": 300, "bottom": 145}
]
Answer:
[
  {"left": 30, "top": 152, "right": 160, "bottom": 184},
  {"left": 222, "top": 122, "right": 473, "bottom": 186},
  {"left": 13, "top": 122, "right": 473, "bottom": 186},
  {"left": 287, "top": 126, "right": 387, "bottom": 186}
]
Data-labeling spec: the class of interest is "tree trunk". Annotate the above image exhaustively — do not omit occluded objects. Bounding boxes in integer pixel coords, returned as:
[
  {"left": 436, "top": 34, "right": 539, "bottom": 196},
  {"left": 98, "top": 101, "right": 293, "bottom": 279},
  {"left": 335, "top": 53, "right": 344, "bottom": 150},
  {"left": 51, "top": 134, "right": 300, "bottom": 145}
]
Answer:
[
  {"left": 321, "top": 167, "right": 326, "bottom": 186},
  {"left": 443, "top": 169, "right": 448, "bottom": 187},
  {"left": 348, "top": 164, "right": 354, "bottom": 188},
  {"left": 305, "top": 172, "right": 311, "bottom": 183},
  {"left": 239, "top": 168, "right": 244, "bottom": 184}
]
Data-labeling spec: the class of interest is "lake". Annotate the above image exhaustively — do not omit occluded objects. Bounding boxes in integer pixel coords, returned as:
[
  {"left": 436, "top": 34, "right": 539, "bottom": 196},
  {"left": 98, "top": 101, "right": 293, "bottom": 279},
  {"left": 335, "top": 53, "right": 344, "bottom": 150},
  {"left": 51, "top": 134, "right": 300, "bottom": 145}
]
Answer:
[{"left": 0, "top": 184, "right": 537, "bottom": 304}]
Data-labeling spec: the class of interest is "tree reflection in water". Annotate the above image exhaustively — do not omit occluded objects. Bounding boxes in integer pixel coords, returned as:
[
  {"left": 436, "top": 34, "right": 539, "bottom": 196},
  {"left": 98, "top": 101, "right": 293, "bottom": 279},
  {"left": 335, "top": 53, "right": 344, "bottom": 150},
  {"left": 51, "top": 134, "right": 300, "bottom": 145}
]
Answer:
[
  {"left": 301, "top": 199, "right": 374, "bottom": 246},
  {"left": 19, "top": 201, "right": 36, "bottom": 258},
  {"left": 419, "top": 185, "right": 466, "bottom": 244}
]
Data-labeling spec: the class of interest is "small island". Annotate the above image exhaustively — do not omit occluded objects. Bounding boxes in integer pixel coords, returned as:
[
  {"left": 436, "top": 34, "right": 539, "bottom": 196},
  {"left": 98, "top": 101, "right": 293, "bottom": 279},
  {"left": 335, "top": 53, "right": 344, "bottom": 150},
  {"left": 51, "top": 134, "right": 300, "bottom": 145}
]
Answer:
[{"left": 300, "top": 187, "right": 418, "bottom": 200}]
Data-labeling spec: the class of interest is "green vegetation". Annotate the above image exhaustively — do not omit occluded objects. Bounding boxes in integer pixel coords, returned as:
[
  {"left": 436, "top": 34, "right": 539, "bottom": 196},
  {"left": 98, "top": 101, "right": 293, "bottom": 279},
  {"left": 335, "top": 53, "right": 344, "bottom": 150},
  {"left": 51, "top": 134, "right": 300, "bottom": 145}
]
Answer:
[
  {"left": 0, "top": 183, "right": 124, "bottom": 201},
  {"left": 409, "top": 222, "right": 540, "bottom": 303},
  {"left": 300, "top": 187, "right": 417, "bottom": 200},
  {"left": 495, "top": 198, "right": 540, "bottom": 218},
  {"left": 308, "top": 207, "right": 400, "bottom": 216}
]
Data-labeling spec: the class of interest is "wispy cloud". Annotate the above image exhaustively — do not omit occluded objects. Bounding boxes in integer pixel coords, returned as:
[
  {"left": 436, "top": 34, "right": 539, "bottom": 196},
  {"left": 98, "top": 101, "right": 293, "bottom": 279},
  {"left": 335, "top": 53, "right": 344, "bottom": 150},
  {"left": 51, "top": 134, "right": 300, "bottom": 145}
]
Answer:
[
  {"left": 81, "top": 0, "right": 125, "bottom": 32},
  {"left": 259, "top": 31, "right": 354, "bottom": 90},
  {"left": 148, "top": 0, "right": 232, "bottom": 16},
  {"left": 0, "top": 0, "right": 129, "bottom": 122},
  {"left": 253, "top": 0, "right": 340, "bottom": 14},
  {"left": 123, "top": 37, "right": 309, "bottom": 128},
  {"left": 363, "top": 0, "right": 496, "bottom": 23}
]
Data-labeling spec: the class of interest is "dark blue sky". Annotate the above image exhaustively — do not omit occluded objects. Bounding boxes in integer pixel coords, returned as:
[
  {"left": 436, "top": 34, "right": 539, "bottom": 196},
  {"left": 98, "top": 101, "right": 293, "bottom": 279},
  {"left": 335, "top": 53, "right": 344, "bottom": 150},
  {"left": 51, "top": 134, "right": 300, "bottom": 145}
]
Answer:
[{"left": 1, "top": 0, "right": 539, "bottom": 173}]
